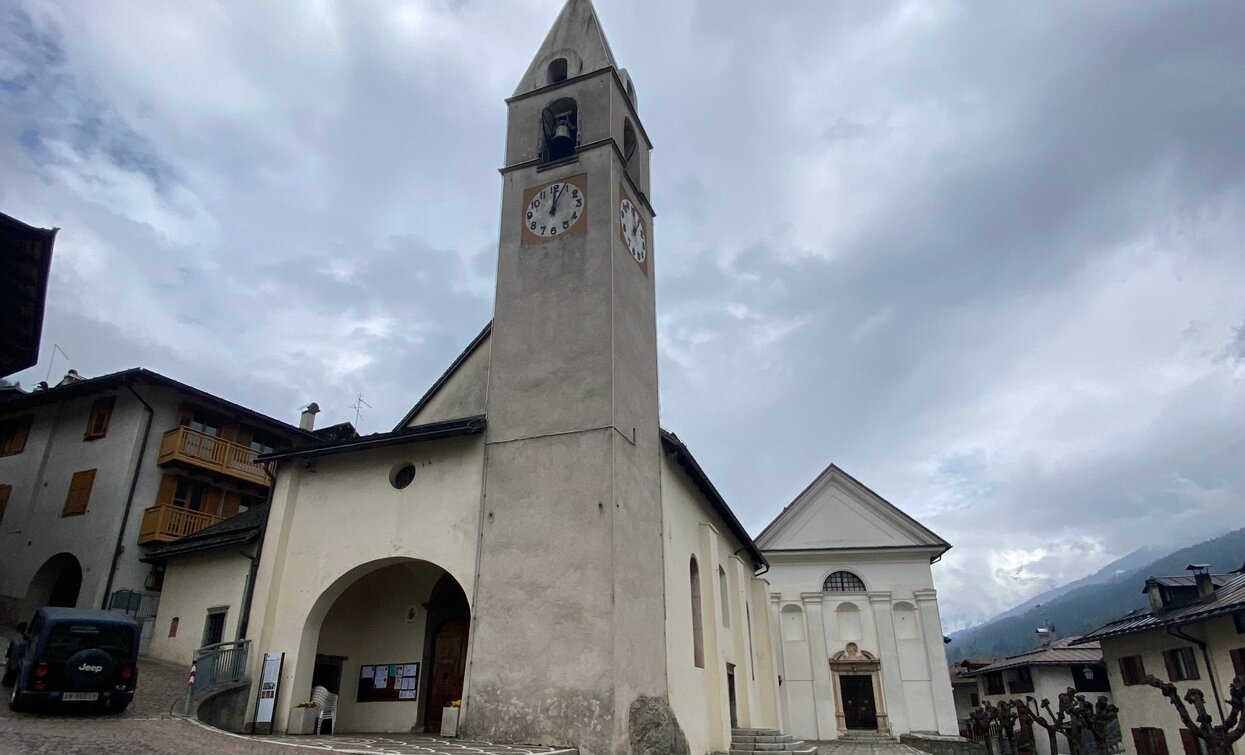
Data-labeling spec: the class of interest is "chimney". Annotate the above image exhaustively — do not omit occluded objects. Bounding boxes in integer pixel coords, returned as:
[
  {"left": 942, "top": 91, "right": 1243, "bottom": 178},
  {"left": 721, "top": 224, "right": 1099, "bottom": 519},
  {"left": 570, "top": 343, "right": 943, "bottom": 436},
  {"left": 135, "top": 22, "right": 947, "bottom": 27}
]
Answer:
[
  {"left": 1145, "top": 578, "right": 1164, "bottom": 612},
  {"left": 1035, "top": 627, "right": 1052, "bottom": 648},
  {"left": 58, "top": 369, "right": 82, "bottom": 386},
  {"left": 1187, "top": 564, "right": 1215, "bottom": 603},
  {"left": 300, "top": 402, "right": 320, "bottom": 431}
]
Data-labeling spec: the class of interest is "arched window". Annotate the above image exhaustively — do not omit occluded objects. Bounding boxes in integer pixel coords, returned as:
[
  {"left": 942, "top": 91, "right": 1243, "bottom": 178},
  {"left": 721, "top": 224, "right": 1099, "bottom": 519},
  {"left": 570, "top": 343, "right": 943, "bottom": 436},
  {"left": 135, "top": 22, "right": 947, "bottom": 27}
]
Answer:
[
  {"left": 824, "top": 570, "right": 866, "bottom": 592},
  {"left": 690, "top": 557, "right": 704, "bottom": 668},
  {"left": 718, "top": 565, "right": 730, "bottom": 627},
  {"left": 541, "top": 97, "right": 578, "bottom": 163},
  {"left": 547, "top": 58, "right": 568, "bottom": 85},
  {"left": 626, "top": 79, "right": 636, "bottom": 106},
  {"left": 623, "top": 120, "right": 637, "bottom": 165}
]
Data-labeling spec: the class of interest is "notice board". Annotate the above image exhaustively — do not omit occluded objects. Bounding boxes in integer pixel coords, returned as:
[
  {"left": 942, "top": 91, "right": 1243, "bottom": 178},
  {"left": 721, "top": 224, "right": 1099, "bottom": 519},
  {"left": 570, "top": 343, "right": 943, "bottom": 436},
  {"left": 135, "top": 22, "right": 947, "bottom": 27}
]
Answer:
[{"left": 357, "top": 662, "right": 420, "bottom": 702}]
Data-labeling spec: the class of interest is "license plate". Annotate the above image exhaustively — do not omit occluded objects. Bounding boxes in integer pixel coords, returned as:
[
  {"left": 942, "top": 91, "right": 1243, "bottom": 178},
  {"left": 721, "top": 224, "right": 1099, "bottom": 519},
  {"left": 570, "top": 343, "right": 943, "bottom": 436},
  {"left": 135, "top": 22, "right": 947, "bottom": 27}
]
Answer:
[{"left": 62, "top": 692, "right": 99, "bottom": 701}]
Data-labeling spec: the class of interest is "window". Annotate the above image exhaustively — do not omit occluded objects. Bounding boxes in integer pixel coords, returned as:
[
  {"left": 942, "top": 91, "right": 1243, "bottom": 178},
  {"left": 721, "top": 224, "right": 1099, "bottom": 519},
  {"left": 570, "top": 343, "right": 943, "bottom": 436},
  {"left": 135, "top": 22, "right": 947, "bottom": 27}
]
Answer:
[
  {"left": 1229, "top": 647, "right": 1245, "bottom": 678},
  {"left": 83, "top": 396, "right": 115, "bottom": 440},
  {"left": 547, "top": 57, "right": 568, "bottom": 84},
  {"left": 0, "top": 415, "right": 32, "bottom": 456},
  {"left": 1119, "top": 654, "right": 1147, "bottom": 685},
  {"left": 248, "top": 431, "right": 275, "bottom": 455},
  {"left": 985, "top": 671, "right": 1005, "bottom": 695},
  {"left": 183, "top": 406, "right": 221, "bottom": 437},
  {"left": 690, "top": 557, "right": 704, "bottom": 668},
  {"left": 1180, "top": 729, "right": 1205, "bottom": 755},
  {"left": 1008, "top": 667, "right": 1035, "bottom": 694},
  {"left": 62, "top": 469, "right": 96, "bottom": 517},
  {"left": 0, "top": 484, "right": 10, "bottom": 526},
  {"left": 1163, "top": 647, "right": 1199, "bottom": 681},
  {"left": 541, "top": 97, "right": 578, "bottom": 163},
  {"left": 824, "top": 571, "right": 866, "bottom": 592},
  {"left": 719, "top": 566, "right": 730, "bottom": 627},
  {"left": 173, "top": 478, "right": 208, "bottom": 512},
  {"left": 202, "top": 609, "right": 227, "bottom": 646},
  {"left": 1234, "top": 611, "right": 1245, "bottom": 634},
  {"left": 1073, "top": 663, "right": 1111, "bottom": 692},
  {"left": 970, "top": 692, "right": 980, "bottom": 707},
  {"left": 168, "top": 616, "right": 179, "bottom": 638},
  {"left": 623, "top": 120, "right": 638, "bottom": 165},
  {"left": 1133, "top": 727, "right": 1170, "bottom": 755}
]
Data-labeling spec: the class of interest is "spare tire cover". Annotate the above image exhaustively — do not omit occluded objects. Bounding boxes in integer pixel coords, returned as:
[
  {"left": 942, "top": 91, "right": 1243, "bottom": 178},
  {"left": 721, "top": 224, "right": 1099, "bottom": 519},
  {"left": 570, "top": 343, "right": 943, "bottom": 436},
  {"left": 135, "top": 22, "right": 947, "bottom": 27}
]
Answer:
[{"left": 65, "top": 649, "right": 114, "bottom": 688}]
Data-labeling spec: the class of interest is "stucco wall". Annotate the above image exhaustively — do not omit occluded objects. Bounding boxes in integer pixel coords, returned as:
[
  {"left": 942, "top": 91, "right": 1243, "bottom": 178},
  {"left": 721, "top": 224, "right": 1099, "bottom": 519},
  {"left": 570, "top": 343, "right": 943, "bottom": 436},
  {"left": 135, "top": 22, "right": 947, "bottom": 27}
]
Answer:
[
  {"left": 661, "top": 452, "right": 780, "bottom": 755},
  {"left": 406, "top": 336, "right": 490, "bottom": 427},
  {"left": 244, "top": 435, "right": 484, "bottom": 734},
  {"left": 148, "top": 549, "right": 253, "bottom": 664},
  {"left": 766, "top": 551, "right": 958, "bottom": 739},
  {"left": 1102, "top": 618, "right": 1244, "bottom": 755}
]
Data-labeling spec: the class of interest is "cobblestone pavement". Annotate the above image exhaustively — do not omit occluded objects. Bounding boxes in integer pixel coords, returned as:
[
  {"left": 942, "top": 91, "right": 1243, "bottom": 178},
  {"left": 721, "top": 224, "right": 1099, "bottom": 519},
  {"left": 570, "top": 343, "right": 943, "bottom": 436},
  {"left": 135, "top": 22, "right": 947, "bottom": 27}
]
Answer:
[
  {"left": 814, "top": 740, "right": 934, "bottom": 755},
  {"left": 256, "top": 732, "right": 576, "bottom": 755}
]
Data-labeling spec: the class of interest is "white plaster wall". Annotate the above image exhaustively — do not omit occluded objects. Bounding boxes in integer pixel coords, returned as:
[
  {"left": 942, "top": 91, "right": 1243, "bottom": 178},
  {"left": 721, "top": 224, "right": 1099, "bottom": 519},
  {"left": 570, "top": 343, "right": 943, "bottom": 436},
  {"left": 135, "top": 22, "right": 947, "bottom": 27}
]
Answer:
[
  {"left": 406, "top": 336, "right": 491, "bottom": 427},
  {"left": 147, "top": 549, "right": 253, "bottom": 664},
  {"left": 661, "top": 453, "right": 780, "bottom": 754},
  {"left": 245, "top": 435, "right": 484, "bottom": 734},
  {"left": 1103, "top": 621, "right": 1244, "bottom": 755},
  {"left": 766, "top": 551, "right": 958, "bottom": 738}
]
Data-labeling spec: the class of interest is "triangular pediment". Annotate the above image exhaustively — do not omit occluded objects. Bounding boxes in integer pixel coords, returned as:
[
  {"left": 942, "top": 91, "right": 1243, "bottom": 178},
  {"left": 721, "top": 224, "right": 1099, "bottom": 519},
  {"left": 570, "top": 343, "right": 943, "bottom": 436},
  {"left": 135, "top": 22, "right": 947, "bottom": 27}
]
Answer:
[
  {"left": 396, "top": 323, "right": 491, "bottom": 429},
  {"left": 755, "top": 464, "right": 949, "bottom": 553},
  {"left": 514, "top": 0, "right": 618, "bottom": 97}
]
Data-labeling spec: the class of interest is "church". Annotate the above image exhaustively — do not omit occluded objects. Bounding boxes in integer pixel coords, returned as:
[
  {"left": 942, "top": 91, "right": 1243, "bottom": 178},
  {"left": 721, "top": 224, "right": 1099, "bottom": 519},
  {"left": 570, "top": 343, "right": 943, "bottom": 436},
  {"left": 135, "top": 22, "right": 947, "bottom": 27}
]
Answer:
[
  {"left": 125, "top": 2, "right": 959, "bottom": 753},
  {"left": 236, "top": 2, "right": 781, "bottom": 753}
]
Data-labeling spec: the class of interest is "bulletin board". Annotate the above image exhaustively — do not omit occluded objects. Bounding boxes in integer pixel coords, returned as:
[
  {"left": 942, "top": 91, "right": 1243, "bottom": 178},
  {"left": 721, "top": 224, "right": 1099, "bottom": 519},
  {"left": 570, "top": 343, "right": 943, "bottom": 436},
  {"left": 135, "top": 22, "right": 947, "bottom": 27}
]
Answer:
[{"left": 357, "top": 662, "right": 420, "bottom": 703}]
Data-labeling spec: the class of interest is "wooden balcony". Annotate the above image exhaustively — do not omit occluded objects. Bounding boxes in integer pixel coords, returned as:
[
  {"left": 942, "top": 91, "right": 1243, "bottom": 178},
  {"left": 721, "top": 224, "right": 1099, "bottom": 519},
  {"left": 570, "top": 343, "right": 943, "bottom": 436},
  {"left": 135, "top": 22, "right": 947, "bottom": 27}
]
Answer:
[
  {"left": 158, "top": 426, "right": 271, "bottom": 486},
  {"left": 138, "top": 504, "right": 226, "bottom": 545}
]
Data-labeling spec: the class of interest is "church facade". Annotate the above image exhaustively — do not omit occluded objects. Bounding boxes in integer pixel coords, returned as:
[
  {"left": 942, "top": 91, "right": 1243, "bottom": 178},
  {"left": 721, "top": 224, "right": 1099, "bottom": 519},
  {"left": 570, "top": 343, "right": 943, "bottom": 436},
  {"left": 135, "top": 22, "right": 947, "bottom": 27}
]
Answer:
[
  {"left": 758, "top": 464, "right": 960, "bottom": 740},
  {"left": 237, "top": 3, "right": 781, "bottom": 754}
]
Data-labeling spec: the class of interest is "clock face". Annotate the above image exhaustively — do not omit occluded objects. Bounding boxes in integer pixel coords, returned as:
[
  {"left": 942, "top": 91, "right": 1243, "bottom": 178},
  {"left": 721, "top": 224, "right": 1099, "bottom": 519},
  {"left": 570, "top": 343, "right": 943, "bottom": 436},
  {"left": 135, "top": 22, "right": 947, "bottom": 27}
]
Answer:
[
  {"left": 524, "top": 181, "right": 585, "bottom": 238},
  {"left": 619, "top": 198, "right": 647, "bottom": 263}
]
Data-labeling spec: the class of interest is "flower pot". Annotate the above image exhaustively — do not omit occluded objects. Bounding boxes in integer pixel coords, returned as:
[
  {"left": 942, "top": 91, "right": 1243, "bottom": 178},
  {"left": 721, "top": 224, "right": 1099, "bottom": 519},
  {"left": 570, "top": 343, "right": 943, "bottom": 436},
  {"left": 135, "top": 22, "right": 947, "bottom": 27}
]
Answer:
[
  {"left": 441, "top": 706, "right": 460, "bottom": 738},
  {"left": 287, "top": 706, "right": 318, "bottom": 735}
]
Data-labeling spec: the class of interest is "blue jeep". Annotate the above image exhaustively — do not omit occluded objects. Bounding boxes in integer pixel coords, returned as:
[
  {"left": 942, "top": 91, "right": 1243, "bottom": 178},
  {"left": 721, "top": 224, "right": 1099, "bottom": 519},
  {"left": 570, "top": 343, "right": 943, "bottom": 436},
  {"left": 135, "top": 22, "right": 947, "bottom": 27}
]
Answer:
[{"left": 4, "top": 607, "right": 140, "bottom": 713}]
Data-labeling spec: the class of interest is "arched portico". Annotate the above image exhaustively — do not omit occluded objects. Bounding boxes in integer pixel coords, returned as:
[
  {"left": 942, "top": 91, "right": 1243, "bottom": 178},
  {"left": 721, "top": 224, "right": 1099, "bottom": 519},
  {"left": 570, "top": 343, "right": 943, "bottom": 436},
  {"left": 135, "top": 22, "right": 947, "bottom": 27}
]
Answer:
[
  {"left": 22, "top": 553, "right": 82, "bottom": 621},
  {"left": 290, "top": 557, "right": 471, "bottom": 734}
]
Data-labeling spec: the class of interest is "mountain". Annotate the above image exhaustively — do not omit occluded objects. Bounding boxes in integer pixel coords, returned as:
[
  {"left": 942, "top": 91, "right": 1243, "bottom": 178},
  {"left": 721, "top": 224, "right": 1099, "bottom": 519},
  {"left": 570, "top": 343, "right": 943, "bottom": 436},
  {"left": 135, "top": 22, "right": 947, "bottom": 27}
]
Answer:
[{"left": 947, "top": 527, "right": 1245, "bottom": 662}]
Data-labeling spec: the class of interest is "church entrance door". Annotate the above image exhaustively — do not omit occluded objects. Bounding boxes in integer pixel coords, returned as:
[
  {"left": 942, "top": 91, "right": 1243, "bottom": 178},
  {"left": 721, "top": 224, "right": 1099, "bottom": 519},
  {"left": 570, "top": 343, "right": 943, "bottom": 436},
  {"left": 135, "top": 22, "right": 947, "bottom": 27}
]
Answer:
[
  {"left": 840, "top": 675, "right": 877, "bottom": 730},
  {"left": 425, "top": 619, "right": 468, "bottom": 731}
]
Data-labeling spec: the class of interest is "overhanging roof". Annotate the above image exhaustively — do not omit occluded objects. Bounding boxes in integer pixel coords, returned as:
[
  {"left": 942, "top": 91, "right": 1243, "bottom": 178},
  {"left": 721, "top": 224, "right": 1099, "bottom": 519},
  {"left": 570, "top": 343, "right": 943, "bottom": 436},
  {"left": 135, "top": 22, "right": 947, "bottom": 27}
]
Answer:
[
  {"left": 968, "top": 638, "right": 1103, "bottom": 675},
  {"left": 1074, "top": 570, "right": 1245, "bottom": 644},
  {"left": 260, "top": 415, "right": 487, "bottom": 462},
  {"left": 0, "top": 211, "right": 57, "bottom": 378},
  {"left": 141, "top": 505, "right": 268, "bottom": 563}
]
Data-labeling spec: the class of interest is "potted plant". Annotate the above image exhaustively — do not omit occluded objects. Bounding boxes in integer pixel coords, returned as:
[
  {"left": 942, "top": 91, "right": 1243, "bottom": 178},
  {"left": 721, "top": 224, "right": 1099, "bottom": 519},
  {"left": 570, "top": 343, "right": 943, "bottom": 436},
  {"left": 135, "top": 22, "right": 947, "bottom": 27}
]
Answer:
[
  {"left": 287, "top": 701, "right": 318, "bottom": 735},
  {"left": 441, "top": 699, "right": 462, "bottom": 737}
]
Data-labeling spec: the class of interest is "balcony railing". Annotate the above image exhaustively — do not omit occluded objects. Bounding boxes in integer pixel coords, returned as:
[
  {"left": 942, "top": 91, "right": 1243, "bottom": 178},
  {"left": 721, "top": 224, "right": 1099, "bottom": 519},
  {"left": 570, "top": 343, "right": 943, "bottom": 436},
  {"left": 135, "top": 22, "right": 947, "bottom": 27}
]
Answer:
[
  {"left": 158, "top": 426, "right": 271, "bottom": 486},
  {"left": 138, "top": 503, "right": 226, "bottom": 545}
]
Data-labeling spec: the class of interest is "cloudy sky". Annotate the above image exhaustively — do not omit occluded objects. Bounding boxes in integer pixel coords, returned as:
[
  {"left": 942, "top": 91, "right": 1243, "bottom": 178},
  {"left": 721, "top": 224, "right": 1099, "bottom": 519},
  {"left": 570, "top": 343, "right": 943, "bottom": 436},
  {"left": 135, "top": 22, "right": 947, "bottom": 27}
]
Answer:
[{"left": 3, "top": 0, "right": 1244, "bottom": 630}]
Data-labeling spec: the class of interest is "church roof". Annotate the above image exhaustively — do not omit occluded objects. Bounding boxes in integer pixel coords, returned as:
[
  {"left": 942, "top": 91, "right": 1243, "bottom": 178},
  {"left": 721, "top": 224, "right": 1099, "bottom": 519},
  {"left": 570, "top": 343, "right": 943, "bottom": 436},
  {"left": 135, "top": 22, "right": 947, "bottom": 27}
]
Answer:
[
  {"left": 259, "top": 414, "right": 486, "bottom": 462},
  {"left": 513, "top": 0, "right": 618, "bottom": 97},
  {"left": 755, "top": 462, "right": 950, "bottom": 558},
  {"left": 394, "top": 321, "right": 491, "bottom": 431}
]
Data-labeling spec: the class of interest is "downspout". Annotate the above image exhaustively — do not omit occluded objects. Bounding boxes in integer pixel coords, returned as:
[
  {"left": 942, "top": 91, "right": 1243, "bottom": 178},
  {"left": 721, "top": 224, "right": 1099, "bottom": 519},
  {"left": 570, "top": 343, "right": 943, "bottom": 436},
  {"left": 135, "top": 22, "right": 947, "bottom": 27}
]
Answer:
[
  {"left": 101, "top": 380, "right": 154, "bottom": 608},
  {"left": 1166, "top": 625, "right": 1225, "bottom": 722},
  {"left": 236, "top": 463, "right": 277, "bottom": 641}
]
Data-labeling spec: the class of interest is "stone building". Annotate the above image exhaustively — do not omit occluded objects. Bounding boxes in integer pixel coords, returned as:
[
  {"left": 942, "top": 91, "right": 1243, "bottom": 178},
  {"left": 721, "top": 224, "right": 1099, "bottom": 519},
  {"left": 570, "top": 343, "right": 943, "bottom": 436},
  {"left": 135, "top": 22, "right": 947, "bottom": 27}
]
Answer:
[{"left": 759, "top": 463, "right": 960, "bottom": 739}]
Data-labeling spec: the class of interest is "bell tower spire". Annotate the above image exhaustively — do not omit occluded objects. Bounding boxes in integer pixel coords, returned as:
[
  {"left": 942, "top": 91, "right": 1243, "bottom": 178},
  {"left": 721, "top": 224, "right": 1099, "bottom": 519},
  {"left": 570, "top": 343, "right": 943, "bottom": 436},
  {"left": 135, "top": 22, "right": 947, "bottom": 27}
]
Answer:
[
  {"left": 513, "top": 0, "right": 618, "bottom": 97},
  {"left": 463, "top": 1, "right": 669, "bottom": 754}
]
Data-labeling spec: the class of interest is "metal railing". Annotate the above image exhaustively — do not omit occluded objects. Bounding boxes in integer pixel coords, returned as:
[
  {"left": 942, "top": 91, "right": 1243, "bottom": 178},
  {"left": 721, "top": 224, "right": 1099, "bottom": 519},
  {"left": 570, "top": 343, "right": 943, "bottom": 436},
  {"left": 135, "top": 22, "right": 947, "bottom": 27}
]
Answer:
[{"left": 191, "top": 639, "right": 251, "bottom": 696}]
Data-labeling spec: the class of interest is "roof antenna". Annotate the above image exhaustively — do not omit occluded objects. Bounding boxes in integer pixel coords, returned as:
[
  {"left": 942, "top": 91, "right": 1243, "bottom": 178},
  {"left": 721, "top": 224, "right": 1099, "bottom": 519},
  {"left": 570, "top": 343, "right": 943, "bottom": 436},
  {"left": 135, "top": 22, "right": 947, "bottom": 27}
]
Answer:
[
  {"left": 43, "top": 344, "right": 69, "bottom": 384},
  {"left": 348, "top": 394, "right": 372, "bottom": 430}
]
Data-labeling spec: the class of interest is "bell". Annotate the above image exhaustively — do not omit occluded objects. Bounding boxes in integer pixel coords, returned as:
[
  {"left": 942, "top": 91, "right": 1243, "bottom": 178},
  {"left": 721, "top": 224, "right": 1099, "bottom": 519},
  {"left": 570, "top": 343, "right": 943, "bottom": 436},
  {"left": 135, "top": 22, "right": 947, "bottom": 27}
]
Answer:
[{"left": 551, "top": 122, "right": 574, "bottom": 150}]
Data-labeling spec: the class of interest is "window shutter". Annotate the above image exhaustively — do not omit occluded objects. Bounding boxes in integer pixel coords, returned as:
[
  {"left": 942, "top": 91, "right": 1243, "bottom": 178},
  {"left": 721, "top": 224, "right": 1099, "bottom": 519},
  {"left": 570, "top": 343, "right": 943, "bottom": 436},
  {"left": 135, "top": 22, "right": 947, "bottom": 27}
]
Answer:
[
  {"left": 1180, "top": 729, "right": 1201, "bottom": 755},
  {"left": 1164, "top": 650, "right": 1179, "bottom": 681},
  {"left": 1183, "top": 648, "right": 1200, "bottom": 680},
  {"left": 84, "top": 396, "right": 115, "bottom": 439},
  {"left": 1231, "top": 648, "right": 1245, "bottom": 678},
  {"left": 203, "top": 487, "right": 223, "bottom": 517},
  {"left": 155, "top": 474, "right": 179, "bottom": 507},
  {"left": 62, "top": 469, "right": 97, "bottom": 516},
  {"left": 0, "top": 484, "right": 11, "bottom": 525},
  {"left": 222, "top": 492, "right": 241, "bottom": 518},
  {"left": 1134, "top": 728, "right": 1152, "bottom": 755}
]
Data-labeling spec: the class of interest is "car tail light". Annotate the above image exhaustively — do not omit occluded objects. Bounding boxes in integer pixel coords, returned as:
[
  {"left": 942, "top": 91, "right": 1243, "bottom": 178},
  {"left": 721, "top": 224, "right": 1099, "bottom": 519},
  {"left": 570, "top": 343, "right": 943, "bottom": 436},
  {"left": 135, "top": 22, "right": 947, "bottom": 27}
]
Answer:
[
  {"left": 34, "top": 663, "right": 48, "bottom": 678},
  {"left": 120, "top": 666, "right": 133, "bottom": 680},
  {"left": 33, "top": 681, "right": 46, "bottom": 691}
]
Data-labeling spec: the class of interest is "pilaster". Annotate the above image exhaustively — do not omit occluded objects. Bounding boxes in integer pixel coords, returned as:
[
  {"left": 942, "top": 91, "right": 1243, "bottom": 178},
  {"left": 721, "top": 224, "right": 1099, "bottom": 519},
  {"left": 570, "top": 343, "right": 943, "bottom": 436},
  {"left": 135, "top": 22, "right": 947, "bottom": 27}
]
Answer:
[
  {"left": 868, "top": 591, "right": 906, "bottom": 733},
  {"left": 801, "top": 592, "right": 836, "bottom": 739},
  {"left": 914, "top": 588, "right": 959, "bottom": 734}
]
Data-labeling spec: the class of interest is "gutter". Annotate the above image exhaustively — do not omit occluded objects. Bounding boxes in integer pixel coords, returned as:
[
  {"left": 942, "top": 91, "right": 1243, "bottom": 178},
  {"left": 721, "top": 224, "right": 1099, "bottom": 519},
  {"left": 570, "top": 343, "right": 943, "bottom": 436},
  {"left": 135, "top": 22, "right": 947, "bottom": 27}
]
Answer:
[
  {"left": 1166, "top": 626, "right": 1226, "bottom": 722},
  {"left": 101, "top": 379, "right": 154, "bottom": 608},
  {"left": 236, "top": 471, "right": 276, "bottom": 641}
]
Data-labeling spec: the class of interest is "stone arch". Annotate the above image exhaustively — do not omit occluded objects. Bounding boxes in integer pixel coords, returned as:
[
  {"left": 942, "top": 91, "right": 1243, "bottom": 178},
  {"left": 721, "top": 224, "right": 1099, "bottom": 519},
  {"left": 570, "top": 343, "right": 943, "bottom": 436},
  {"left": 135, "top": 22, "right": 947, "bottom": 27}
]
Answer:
[
  {"left": 295, "top": 557, "right": 471, "bottom": 733},
  {"left": 22, "top": 552, "right": 82, "bottom": 620}
]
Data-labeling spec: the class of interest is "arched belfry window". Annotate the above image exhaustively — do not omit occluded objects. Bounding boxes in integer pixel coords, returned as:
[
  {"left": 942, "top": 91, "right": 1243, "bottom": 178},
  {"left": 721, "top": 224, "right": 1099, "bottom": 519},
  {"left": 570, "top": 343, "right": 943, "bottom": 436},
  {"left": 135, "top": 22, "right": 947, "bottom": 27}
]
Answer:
[
  {"left": 547, "top": 58, "right": 568, "bottom": 85},
  {"left": 824, "top": 570, "right": 866, "bottom": 592},
  {"left": 541, "top": 97, "right": 578, "bottom": 163},
  {"left": 690, "top": 556, "right": 705, "bottom": 668},
  {"left": 718, "top": 565, "right": 730, "bottom": 627},
  {"left": 623, "top": 120, "right": 637, "bottom": 165}
]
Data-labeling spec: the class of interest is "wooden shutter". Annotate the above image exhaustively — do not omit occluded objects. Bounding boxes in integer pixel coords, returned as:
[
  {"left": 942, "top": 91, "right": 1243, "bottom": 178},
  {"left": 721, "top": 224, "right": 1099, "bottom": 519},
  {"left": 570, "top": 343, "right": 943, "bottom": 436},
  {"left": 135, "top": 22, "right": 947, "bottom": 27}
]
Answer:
[
  {"left": 203, "top": 487, "right": 223, "bottom": 517},
  {"left": 1134, "top": 728, "right": 1169, "bottom": 755},
  {"left": 84, "top": 396, "right": 115, "bottom": 439},
  {"left": 1164, "top": 650, "right": 1180, "bottom": 681},
  {"left": 155, "top": 474, "right": 179, "bottom": 507},
  {"left": 1, "top": 416, "right": 32, "bottom": 455},
  {"left": 0, "top": 484, "right": 10, "bottom": 525},
  {"left": 1180, "top": 729, "right": 1201, "bottom": 755},
  {"left": 62, "top": 469, "right": 97, "bottom": 517},
  {"left": 1230, "top": 648, "right": 1245, "bottom": 678},
  {"left": 222, "top": 492, "right": 241, "bottom": 519}
]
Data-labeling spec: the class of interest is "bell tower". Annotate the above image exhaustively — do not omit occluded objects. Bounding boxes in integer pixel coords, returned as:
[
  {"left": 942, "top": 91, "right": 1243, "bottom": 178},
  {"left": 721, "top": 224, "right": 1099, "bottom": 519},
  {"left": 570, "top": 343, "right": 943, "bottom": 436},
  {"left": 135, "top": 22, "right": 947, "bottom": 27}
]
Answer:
[{"left": 464, "top": 1, "right": 669, "bottom": 753}]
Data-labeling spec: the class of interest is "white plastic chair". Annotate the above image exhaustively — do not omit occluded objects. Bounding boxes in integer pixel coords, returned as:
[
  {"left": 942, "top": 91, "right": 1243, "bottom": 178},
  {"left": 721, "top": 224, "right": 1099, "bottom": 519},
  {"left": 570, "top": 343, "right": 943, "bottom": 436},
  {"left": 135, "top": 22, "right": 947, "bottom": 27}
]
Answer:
[{"left": 311, "top": 685, "right": 338, "bottom": 734}]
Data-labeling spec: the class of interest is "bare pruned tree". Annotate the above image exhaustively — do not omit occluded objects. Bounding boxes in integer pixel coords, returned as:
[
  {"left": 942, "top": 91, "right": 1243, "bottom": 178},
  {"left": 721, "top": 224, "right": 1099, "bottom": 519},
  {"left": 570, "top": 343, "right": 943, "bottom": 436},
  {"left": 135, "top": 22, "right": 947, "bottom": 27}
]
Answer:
[{"left": 1144, "top": 674, "right": 1245, "bottom": 755}]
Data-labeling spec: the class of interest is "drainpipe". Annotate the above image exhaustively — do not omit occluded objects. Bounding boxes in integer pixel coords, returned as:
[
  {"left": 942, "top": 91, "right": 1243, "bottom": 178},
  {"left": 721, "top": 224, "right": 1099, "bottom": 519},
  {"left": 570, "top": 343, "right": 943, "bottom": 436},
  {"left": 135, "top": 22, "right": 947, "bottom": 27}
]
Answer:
[
  {"left": 1166, "top": 626, "right": 1225, "bottom": 722},
  {"left": 236, "top": 463, "right": 277, "bottom": 640},
  {"left": 101, "top": 380, "right": 155, "bottom": 609}
]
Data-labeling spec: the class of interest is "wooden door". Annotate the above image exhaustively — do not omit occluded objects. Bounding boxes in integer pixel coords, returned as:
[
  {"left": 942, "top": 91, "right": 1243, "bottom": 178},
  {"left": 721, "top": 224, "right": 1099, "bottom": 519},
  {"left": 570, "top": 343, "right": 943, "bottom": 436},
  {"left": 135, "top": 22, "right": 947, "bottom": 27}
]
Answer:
[
  {"left": 425, "top": 619, "right": 469, "bottom": 731},
  {"left": 840, "top": 675, "right": 877, "bottom": 730}
]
